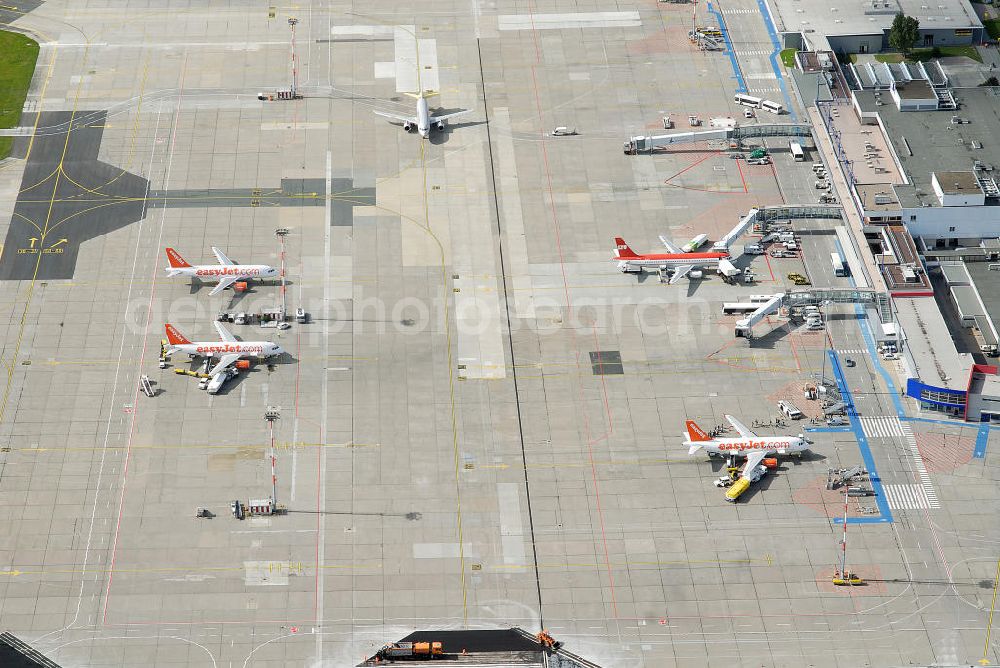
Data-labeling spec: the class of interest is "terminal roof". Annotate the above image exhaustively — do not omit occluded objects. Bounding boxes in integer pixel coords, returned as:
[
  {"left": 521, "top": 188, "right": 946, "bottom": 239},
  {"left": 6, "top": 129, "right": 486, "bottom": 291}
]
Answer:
[
  {"left": 895, "top": 296, "right": 972, "bottom": 391},
  {"left": 770, "top": 0, "right": 981, "bottom": 43},
  {"left": 862, "top": 88, "right": 1000, "bottom": 208}
]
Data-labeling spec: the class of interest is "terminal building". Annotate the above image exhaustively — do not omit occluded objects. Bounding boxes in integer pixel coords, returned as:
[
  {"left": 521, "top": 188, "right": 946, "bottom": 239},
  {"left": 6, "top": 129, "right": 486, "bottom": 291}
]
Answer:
[
  {"left": 850, "top": 87, "right": 1000, "bottom": 245},
  {"left": 779, "top": 2, "right": 1000, "bottom": 420},
  {"left": 773, "top": 0, "right": 984, "bottom": 55}
]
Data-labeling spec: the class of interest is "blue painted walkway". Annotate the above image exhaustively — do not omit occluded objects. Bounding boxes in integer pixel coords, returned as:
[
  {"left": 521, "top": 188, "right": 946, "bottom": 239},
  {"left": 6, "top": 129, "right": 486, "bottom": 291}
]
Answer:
[
  {"left": 827, "top": 350, "right": 893, "bottom": 524},
  {"left": 754, "top": 0, "right": 797, "bottom": 121},
  {"left": 707, "top": 2, "right": 747, "bottom": 93},
  {"left": 975, "top": 423, "right": 990, "bottom": 459}
]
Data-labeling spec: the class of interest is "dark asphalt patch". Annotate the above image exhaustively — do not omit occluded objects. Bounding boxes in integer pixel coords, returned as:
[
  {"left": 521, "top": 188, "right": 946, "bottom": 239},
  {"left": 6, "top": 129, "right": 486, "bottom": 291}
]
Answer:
[
  {"left": 0, "top": 112, "right": 376, "bottom": 280},
  {"left": 0, "top": 110, "right": 149, "bottom": 280},
  {"left": 0, "top": 1, "right": 42, "bottom": 27}
]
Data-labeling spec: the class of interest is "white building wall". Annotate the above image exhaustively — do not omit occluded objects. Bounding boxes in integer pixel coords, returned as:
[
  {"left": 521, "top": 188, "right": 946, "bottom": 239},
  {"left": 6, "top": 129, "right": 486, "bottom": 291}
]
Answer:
[
  {"left": 932, "top": 172, "right": 986, "bottom": 206},
  {"left": 903, "top": 205, "right": 1000, "bottom": 238}
]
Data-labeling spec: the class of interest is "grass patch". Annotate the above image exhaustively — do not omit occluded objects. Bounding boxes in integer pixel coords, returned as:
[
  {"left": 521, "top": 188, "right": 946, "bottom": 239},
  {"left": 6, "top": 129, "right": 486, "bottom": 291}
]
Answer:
[
  {"left": 868, "top": 46, "right": 983, "bottom": 64},
  {"left": 985, "top": 19, "right": 1000, "bottom": 40},
  {"left": 874, "top": 53, "right": 904, "bottom": 63},
  {"left": 909, "top": 45, "right": 983, "bottom": 62},
  {"left": 0, "top": 30, "right": 39, "bottom": 160},
  {"left": 779, "top": 48, "right": 797, "bottom": 68}
]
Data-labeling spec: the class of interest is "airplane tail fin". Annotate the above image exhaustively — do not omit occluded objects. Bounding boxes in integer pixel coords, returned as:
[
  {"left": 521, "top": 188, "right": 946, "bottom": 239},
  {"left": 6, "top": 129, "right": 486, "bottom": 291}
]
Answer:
[
  {"left": 614, "top": 237, "right": 639, "bottom": 259},
  {"left": 165, "top": 248, "right": 191, "bottom": 269},
  {"left": 685, "top": 419, "right": 711, "bottom": 442},
  {"left": 164, "top": 323, "right": 192, "bottom": 346}
]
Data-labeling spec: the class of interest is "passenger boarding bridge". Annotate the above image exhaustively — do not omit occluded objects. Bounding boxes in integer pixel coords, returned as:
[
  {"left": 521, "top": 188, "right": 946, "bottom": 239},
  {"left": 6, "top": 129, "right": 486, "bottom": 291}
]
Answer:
[
  {"left": 624, "top": 124, "right": 812, "bottom": 154},
  {"left": 734, "top": 288, "right": 885, "bottom": 339},
  {"left": 713, "top": 205, "right": 845, "bottom": 251}
]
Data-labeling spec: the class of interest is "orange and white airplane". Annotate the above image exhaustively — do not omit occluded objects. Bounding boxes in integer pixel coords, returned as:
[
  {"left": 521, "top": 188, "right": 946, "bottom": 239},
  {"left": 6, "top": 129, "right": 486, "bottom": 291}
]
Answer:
[
  {"left": 164, "top": 247, "right": 278, "bottom": 296},
  {"left": 684, "top": 414, "right": 812, "bottom": 470},
  {"left": 165, "top": 322, "right": 284, "bottom": 377},
  {"left": 613, "top": 237, "right": 735, "bottom": 284}
]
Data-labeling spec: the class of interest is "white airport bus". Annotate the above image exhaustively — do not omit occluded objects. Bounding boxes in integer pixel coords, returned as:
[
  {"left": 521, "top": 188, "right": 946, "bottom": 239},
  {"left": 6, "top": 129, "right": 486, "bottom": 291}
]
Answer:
[
  {"left": 831, "top": 252, "right": 847, "bottom": 277},
  {"left": 761, "top": 99, "right": 784, "bottom": 114},
  {"left": 789, "top": 140, "right": 805, "bottom": 162},
  {"left": 734, "top": 93, "right": 763, "bottom": 108}
]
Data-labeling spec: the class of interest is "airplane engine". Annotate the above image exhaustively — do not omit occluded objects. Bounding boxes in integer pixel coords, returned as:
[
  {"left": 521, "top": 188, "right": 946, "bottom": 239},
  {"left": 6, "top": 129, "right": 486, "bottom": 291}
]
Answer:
[
  {"left": 435, "top": 121, "right": 445, "bottom": 131},
  {"left": 403, "top": 121, "right": 413, "bottom": 132}
]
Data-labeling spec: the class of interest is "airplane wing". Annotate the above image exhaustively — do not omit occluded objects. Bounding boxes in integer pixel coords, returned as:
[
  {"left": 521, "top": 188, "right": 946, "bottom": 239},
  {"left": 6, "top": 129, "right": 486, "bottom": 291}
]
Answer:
[
  {"left": 742, "top": 450, "right": 767, "bottom": 473},
  {"left": 429, "top": 109, "right": 472, "bottom": 124},
  {"left": 211, "top": 247, "right": 235, "bottom": 265},
  {"left": 208, "top": 274, "right": 241, "bottom": 296},
  {"left": 725, "top": 414, "right": 757, "bottom": 439},
  {"left": 207, "top": 353, "right": 240, "bottom": 377},
  {"left": 669, "top": 265, "right": 694, "bottom": 285},
  {"left": 214, "top": 320, "right": 238, "bottom": 343},
  {"left": 374, "top": 110, "right": 417, "bottom": 125},
  {"left": 658, "top": 235, "right": 683, "bottom": 254}
]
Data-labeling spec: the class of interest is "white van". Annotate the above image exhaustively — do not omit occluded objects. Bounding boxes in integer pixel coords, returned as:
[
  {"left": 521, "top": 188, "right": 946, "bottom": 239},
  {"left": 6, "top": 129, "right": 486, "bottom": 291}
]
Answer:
[
  {"left": 761, "top": 99, "right": 784, "bottom": 115},
  {"left": 778, "top": 400, "right": 805, "bottom": 420},
  {"left": 744, "top": 243, "right": 765, "bottom": 255}
]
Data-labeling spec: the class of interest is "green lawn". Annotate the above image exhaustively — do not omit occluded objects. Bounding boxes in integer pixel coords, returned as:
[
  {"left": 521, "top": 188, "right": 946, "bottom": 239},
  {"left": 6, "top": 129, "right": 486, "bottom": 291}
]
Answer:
[
  {"left": 909, "top": 45, "right": 983, "bottom": 62},
  {"left": 869, "top": 45, "right": 983, "bottom": 64},
  {"left": 779, "top": 48, "right": 796, "bottom": 68},
  {"left": 985, "top": 19, "right": 1000, "bottom": 40},
  {"left": 0, "top": 31, "right": 39, "bottom": 160}
]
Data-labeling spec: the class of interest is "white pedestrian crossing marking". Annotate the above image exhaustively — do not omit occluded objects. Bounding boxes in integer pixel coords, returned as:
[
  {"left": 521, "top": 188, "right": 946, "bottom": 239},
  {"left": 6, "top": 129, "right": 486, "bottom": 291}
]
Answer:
[
  {"left": 861, "top": 418, "right": 940, "bottom": 510},
  {"left": 859, "top": 416, "right": 903, "bottom": 439},
  {"left": 746, "top": 73, "right": 778, "bottom": 80},
  {"left": 837, "top": 349, "right": 866, "bottom": 354},
  {"left": 722, "top": 7, "right": 757, "bottom": 14},
  {"left": 737, "top": 50, "right": 773, "bottom": 56},
  {"left": 900, "top": 422, "right": 939, "bottom": 507},
  {"left": 883, "top": 483, "right": 931, "bottom": 510}
]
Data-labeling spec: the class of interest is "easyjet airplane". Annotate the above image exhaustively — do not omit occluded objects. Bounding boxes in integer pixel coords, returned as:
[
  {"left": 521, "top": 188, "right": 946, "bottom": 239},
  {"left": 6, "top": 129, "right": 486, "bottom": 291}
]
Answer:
[
  {"left": 685, "top": 415, "right": 813, "bottom": 502},
  {"left": 683, "top": 414, "right": 812, "bottom": 471},
  {"left": 165, "top": 322, "right": 284, "bottom": 377},
  {"left": 164, "top": 247, "right": 278, "bottom": 296},
  {"left": 613, "top": 237, "right": 735, "bottom": 284}
]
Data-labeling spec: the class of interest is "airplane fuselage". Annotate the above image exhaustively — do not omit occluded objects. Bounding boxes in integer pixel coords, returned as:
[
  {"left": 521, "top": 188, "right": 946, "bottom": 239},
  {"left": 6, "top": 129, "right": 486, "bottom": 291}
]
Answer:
[
  {"left": 172, "top": 341, "right": 282, "bottom": 359},
  {"left": 689, "top": 436, "right": 809, "bottom": 457},
  {"left": 617, "top": 251, "right": 728, "bottom": 271},
  {"left": 168, "top": 264, "right": 278, "bottom": 280},
  {"left": 416, "top": 96, "right": 431, "bottom": 138}
]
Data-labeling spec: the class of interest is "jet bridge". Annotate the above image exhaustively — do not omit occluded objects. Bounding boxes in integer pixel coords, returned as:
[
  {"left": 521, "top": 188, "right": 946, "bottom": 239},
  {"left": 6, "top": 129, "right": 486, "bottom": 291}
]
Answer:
[
  {"left": 714, "top": 204, "right": 845, "bottom": 252},
  {"left": 735, "top": 293, "right": 784, "bottom": 338},
  {"left": 713, "top": 208, "right": 758, "bottom": 251},
  {"left": 624, "top": 124, "right": 812, "bottom": 154},
  {"left": 733, "top": 288, "right": 884, "bottom": 339}
]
